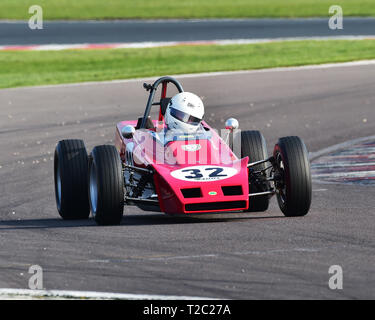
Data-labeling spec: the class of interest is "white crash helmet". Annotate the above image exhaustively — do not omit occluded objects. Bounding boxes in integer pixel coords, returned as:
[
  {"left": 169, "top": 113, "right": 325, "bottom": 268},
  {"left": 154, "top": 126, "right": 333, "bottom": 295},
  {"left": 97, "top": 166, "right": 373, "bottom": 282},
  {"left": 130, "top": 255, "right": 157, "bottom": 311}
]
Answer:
[{"left": 165, "top": 92, "right": 204, "bottom": 133}]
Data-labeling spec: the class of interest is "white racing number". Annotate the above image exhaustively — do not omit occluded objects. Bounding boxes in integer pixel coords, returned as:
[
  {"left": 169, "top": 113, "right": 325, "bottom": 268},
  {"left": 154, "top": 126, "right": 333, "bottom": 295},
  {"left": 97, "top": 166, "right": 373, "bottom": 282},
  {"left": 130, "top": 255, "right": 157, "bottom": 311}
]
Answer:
[{"left": 171, "top": 165, "right": 238, "bottom": 182}]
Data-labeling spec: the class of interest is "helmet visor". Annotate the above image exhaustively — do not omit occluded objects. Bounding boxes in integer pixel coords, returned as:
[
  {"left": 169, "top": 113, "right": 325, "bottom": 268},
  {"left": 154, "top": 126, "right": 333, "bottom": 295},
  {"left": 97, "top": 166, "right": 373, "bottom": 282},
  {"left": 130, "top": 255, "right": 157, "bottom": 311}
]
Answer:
[{"left": 170, "top": 107, "right": 202, "bottom": 126}]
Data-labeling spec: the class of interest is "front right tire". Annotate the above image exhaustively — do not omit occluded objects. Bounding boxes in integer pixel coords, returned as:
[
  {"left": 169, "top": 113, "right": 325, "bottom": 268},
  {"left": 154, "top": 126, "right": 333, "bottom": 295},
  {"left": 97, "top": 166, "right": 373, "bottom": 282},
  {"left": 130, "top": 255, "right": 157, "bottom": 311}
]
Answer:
[
  {"left": 89, "top": 145, "right": 124, "bottom": 225},
  {"left": 273, "top": 136, "right": 312, "bottom": 217}
]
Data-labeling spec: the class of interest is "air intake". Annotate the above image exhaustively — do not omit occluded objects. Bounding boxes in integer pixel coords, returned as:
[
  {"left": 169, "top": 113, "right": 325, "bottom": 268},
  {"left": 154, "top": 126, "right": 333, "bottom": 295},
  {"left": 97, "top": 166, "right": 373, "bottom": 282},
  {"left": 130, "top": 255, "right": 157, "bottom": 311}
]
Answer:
[
  {"left": 181, "top": 188, "right": 202, "bottom": 198},
  {"left": 221, "top": 186, "right": 243, "bottom": 196}
]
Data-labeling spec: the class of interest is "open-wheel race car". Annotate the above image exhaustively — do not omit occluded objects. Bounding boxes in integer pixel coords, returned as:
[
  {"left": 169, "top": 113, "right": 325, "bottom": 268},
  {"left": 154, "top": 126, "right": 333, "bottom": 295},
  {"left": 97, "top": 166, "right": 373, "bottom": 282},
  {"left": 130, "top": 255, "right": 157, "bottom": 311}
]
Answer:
[{"left": 54, "top": 76, "right": 312, "bottom": 225}]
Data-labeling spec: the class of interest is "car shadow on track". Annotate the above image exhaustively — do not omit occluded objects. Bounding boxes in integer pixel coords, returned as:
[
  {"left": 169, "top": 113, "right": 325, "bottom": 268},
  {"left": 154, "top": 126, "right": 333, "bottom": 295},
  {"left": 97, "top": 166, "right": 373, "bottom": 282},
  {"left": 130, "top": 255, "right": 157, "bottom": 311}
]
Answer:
[
  {"left": 0, "top": 213, "right": 284, "bottom": 230},
  {"left": 0, "top": 218, "right": 96, "bottom": 230},
  {"left": 122, "top": 213, "right": 284, "bottom": 226}
]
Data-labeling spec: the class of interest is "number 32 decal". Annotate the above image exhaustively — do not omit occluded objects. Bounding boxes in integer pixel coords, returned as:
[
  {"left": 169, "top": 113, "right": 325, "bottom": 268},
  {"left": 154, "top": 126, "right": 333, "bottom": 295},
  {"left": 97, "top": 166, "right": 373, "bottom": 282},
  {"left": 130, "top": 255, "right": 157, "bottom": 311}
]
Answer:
[{"left": 171, "top": 166, "right": 238, "bottom": 182}]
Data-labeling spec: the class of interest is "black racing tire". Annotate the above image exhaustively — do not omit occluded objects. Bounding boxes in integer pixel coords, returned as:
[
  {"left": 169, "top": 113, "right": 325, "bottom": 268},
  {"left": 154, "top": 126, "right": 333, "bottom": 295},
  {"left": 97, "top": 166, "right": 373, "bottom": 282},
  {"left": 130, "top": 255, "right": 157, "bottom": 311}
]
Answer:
[
  {"left": 88, "top": 145, "right": 124, "bottom": 225},
  {"left": 54, "top": 139, "right": 90, "bottom": 220},
  {"left": 273, "top": 136, "right": 312, "bottom": 217},
  {"left": 239, "top": 130, "right": 270, "bottom": 212}
]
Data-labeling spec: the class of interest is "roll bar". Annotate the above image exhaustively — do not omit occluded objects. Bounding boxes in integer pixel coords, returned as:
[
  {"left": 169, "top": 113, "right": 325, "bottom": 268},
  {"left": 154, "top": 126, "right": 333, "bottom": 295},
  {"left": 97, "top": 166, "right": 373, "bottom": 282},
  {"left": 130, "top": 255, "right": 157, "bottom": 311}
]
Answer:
[{"left": 140, "top": 76, "right": 184, "bottom": 129}]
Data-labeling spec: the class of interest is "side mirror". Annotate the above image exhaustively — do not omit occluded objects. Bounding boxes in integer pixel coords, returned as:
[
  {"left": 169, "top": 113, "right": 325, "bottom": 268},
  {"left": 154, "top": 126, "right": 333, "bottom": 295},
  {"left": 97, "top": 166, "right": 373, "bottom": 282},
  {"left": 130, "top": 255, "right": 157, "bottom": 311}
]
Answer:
[
  {"left": 121, "top": 125, "right": 135, "bottom": 139},
  {"left": 225, "top": 118, "right": 239, "bottom": 131}
]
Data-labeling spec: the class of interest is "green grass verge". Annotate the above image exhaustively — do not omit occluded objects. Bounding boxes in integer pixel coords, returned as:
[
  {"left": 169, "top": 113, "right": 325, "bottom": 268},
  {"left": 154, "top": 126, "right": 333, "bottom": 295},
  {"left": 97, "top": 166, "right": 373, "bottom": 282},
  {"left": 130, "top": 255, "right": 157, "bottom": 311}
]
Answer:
[
  {"left": 1, "top": 40, "right": 375, "bottom": 89},
  {"left": 1, "top": 0, "right": 375, "bottom": 20}
]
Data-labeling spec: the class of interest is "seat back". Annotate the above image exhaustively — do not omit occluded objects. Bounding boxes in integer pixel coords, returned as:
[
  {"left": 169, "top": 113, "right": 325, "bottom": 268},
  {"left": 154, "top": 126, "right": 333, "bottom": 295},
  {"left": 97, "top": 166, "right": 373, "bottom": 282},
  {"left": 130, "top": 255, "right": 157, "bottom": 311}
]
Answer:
[{"left": 160, "top": 97, "right": 171, "bottom": 116}]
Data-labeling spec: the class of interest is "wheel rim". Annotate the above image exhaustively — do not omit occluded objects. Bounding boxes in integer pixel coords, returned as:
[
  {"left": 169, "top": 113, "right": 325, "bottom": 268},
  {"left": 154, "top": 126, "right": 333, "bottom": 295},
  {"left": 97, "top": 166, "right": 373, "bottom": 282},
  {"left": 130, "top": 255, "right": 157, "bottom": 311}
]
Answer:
[
  {"left": 276, "top": 153, "right": 287, "bottom": 204},
  {"left": 89, "top": 162, "right": 98, "bottom": 214}
]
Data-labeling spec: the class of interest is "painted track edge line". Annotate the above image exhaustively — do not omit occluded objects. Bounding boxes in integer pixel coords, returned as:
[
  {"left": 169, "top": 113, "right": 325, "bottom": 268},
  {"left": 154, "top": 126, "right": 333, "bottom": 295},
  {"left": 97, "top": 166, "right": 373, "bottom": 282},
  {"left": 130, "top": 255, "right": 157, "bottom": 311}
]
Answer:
[
  {"left": 0, "top": 288, "right": 218, "bottom": 300},
  {"left": 309, "top": 135, "right": 375, "bottom": 161},
  {"left": 1, "top": 35, "right": 375, "bottom": 51},
  {"left": 3, "top": 59, "right": 375, "bottom": 91}
]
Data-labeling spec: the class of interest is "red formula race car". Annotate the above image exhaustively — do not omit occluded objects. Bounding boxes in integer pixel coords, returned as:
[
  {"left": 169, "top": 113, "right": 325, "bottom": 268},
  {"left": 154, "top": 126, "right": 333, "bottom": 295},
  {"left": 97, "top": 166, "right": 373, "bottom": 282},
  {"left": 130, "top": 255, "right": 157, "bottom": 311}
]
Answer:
[{"left": 54, "top": 76, "right": 312, "bottom": 225}]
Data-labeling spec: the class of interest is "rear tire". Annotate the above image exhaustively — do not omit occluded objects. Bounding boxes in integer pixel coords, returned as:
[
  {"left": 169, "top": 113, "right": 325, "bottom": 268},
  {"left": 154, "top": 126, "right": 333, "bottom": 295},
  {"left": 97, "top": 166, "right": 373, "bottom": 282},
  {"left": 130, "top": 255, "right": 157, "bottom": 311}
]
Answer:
[
  {"left": 273, "top": 136, "right": 312, "bottom": 217},
  {"left": 238, "top": 130, "right": 270, "bottom": 212},
  {"left": 89, "top": 145, "right": 124, "bottom": 225},
  {"left": 54, "top": 139, "right": 90, "bottom": 220}
]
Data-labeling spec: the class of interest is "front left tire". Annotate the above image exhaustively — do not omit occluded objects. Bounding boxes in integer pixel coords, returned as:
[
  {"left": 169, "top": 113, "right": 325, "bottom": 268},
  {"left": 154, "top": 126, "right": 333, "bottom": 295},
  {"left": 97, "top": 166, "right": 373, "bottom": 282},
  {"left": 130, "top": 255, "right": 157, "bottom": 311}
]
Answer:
[{"left": 54, "top": 139, "right": 90, "bottom": 220}]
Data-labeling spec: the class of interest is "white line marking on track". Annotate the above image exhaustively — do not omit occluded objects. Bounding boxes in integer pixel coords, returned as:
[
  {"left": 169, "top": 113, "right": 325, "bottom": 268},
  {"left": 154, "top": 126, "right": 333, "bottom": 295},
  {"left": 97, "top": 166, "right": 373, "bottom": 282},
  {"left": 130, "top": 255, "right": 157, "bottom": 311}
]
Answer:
[
  {"left": 233, "top": 248, "right": 319, "bottom": 255},
  {"left": 86, "top": 247, "right": 320, "bottom": 265},
  {"left": 312, "top": 171, "right": 375, "bottom": 178},
  {"left": 87, "top": 253, "right": 219, "bottom": 264},
  {"left": 0, "top": 288, "right": 216, "bottom": 300}
]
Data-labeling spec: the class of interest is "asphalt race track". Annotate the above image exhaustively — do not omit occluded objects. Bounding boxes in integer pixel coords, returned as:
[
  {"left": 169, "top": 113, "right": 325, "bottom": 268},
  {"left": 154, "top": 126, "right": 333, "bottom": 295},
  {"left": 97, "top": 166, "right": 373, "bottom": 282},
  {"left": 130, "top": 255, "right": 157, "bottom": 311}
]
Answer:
[
  {"left": 0, "top": 64, "right": 374, "bottom": 299},
  {"left": 1, "top": 18, "right": 375, "bottom": 45}
]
